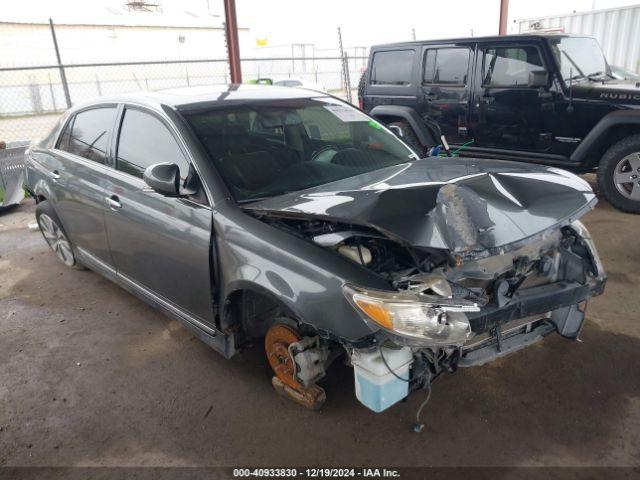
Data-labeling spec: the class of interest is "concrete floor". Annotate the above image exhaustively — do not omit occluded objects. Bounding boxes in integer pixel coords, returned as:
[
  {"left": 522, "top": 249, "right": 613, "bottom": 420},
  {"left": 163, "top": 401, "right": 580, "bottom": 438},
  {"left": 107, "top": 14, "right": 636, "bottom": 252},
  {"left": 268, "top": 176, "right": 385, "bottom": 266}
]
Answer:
[{"left": 1, "top": 188, "right": 639, "bottom": 468}]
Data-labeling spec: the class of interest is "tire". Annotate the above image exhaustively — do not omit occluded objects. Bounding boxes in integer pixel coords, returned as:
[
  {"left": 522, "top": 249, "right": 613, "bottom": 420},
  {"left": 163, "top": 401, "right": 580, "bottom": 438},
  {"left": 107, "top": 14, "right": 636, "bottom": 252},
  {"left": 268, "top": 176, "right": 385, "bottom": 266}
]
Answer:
[
  {"left": 388, "top": 120, "right": 425, "bottom": 157},
  {"left": 357, "top": 71, "right": 367, "bottom": 108},
  {"left": 597, "top": 134, "right": 640, "bottom": 214},
  {"left": 35, "top": 201, "right": 84, "bottom": 269}
]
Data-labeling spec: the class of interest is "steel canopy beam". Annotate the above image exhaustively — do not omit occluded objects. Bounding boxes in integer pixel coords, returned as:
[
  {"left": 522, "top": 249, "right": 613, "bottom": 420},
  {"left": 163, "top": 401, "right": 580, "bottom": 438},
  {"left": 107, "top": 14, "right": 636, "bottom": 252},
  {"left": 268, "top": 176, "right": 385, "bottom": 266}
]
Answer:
[
  {"left": 499, "top": 0, "right": 509, "bottom": 35},
  {"left": 223, "top": 0, "right": 242, "bottom": 83}
]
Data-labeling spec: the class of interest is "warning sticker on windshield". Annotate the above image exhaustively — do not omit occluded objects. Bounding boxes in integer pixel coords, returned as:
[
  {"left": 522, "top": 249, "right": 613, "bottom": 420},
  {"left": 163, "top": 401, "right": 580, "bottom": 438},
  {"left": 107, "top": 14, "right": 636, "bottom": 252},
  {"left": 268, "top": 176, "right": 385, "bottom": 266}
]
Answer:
[{"left": 323, "top": 104, "right": 369, "bottom": 122}]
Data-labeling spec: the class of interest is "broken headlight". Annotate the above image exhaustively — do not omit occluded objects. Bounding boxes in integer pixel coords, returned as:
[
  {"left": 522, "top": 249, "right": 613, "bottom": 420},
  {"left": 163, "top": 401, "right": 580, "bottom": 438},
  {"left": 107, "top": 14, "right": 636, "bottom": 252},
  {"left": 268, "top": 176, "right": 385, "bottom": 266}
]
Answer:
[{"left": 344, "top": 284, "right": 479, "bottom": 345}]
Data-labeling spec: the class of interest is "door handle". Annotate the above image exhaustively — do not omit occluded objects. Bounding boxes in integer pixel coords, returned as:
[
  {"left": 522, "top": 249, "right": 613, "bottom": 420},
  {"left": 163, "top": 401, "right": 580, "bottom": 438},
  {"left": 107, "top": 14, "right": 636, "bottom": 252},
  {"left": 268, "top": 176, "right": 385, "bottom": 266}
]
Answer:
[
  {"left": 105, "top": 195, "right": 122, "bottom": 210},
  {"left": 49, "top": 170, "right": 60, "bottom": 181}
]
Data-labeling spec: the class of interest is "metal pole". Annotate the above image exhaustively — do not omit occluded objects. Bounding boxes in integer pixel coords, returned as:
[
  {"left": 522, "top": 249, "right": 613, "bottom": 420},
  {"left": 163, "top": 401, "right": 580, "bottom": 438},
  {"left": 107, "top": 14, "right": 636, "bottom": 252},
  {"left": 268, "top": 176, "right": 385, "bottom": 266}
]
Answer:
[
  {"left": 223, "top": 0, "right": 242, "bottom": 83},
  {"left": 338, "top": 27, "right": 351, "bottom": 101},
  {"left": 499, "top": 0, "right": 509, "bottom": 35},
  {"left": 344, "top": 53, "right": 352, "bottom": 104},
  {"left": 49, "top": 18, "right": 71, "bottom": 108}
]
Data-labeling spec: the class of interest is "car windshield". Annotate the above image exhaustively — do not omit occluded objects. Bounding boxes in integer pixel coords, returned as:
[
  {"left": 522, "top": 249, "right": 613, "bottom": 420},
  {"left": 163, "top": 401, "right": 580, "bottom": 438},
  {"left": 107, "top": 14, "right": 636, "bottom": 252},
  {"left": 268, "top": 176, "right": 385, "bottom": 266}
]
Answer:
[
  {"left": 548, "top": 37, "right": 608, "bottom": 81},
  {"left": 182, "top": 97, "right": 418, "bottom": 202}
]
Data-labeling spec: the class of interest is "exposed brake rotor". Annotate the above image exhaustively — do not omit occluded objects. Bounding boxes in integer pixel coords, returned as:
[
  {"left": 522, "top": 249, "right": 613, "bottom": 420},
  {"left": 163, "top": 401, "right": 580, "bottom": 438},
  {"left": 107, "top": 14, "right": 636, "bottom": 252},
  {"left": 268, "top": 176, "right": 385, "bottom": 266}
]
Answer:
[
  {"left": 265, "top": 323, "right": 326, "bottom": 410},
  {"left": 265, "top": 324, "right": 302, "bottom": 389}
]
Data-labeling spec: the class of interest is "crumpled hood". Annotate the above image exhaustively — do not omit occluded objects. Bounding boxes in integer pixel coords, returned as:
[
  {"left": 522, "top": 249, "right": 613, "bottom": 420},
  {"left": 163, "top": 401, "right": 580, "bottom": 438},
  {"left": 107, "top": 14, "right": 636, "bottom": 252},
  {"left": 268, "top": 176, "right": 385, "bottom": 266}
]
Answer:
[{"left": 244, "top": 157, "right": 596, "bottom": 255}]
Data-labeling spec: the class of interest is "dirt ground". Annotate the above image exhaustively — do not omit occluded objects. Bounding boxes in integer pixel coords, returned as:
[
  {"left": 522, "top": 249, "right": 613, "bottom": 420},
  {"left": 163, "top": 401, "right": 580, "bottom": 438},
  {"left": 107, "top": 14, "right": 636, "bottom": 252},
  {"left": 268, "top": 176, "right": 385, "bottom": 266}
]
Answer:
[{"left": 1, "top": 183, "right": 639, "bottom": 469}]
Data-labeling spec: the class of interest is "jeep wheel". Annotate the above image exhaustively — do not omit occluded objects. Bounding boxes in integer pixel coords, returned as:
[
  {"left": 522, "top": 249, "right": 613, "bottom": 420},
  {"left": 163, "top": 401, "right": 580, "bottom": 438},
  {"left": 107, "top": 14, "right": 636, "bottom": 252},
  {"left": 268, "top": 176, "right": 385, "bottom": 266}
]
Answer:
[
  {"left": 388, "top": 121, "right": 424, "bottom": 157},
  {"left": 598, "top": 134, "right": 640, "bottom": 214},
  {"left": 36, "top": 201, "right": 84, "bottom": 268}
]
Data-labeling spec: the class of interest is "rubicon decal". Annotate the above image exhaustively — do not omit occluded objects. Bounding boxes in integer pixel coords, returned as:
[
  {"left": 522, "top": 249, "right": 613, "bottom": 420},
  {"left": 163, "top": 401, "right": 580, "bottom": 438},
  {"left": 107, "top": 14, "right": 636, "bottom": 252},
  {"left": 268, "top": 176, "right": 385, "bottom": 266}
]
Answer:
[{"left": 600, "top": 92, "right": 640, "bottom": 102}]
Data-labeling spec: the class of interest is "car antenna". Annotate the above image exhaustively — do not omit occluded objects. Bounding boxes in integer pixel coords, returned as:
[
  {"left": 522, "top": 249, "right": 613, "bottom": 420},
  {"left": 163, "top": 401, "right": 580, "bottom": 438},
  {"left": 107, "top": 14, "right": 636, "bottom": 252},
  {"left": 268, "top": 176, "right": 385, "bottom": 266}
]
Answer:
[{"left": 567, "top": 67, "right": 575, "bottom": 114}]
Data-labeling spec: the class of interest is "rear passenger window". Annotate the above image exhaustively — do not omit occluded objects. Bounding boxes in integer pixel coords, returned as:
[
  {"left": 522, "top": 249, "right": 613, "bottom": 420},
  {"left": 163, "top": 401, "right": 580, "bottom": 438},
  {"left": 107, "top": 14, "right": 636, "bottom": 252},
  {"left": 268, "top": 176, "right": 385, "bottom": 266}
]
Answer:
[
  {"left": 116, "top": 109, "right": 190, "bottom": 179},
  {"left": 423, "top": 48, "right": 470, "bottom": 85},
  {"left": 63, "top": 107, "right": 116, "bottom": 164},
  {"left": 370, "top": 50, "right": 414, "bottom": 86},
  {"left": 483, "top": 46, "right": 544, "bottom": 87}
]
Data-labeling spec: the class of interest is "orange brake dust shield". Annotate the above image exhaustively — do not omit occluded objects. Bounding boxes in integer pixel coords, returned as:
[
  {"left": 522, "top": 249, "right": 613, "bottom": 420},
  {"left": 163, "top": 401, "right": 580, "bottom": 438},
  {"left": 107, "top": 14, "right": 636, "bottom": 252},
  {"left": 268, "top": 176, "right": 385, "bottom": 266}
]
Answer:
[{"left": 265, "top": 324, "right": 302, "bottom": 389}]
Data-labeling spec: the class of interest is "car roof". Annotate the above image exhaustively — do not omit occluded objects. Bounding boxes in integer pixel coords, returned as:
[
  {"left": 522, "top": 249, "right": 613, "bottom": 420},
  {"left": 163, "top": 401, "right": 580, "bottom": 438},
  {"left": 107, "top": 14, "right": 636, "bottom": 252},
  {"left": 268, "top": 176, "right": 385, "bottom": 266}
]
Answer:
[
  {"left": 371, "top": 33, "right": 583, "bottom": 49},
  {"left": 70, "top": 84, "right": 329, "bottom": 113}
]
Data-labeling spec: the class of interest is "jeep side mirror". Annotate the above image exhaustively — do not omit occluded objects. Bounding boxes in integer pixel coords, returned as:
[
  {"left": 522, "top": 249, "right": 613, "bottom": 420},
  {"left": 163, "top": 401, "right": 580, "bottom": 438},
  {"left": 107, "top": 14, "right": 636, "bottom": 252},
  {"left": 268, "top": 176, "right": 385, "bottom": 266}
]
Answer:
[
  {"left": 143, "top": 162, "right": 181, "bottom": 196},
  {"left": 528, "top": 70, "right": 549, "bottom": 88}
]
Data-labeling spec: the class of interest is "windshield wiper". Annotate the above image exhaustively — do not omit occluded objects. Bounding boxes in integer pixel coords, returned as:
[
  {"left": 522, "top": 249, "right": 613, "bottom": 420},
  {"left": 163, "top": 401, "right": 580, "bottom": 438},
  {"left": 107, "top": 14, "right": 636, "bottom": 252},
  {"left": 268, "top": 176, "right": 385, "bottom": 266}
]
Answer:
[{"left": 587, "top": 71, "right": 615, "bottom": 82}]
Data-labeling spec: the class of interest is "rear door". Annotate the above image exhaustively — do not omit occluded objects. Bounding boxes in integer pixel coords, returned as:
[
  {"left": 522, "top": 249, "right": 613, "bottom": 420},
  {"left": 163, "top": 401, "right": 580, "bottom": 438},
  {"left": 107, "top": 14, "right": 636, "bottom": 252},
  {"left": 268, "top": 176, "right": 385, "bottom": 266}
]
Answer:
[
  {"left": 50, "top": 106, "right": 117, "bottom": 268},
  {"left": 102, "top": 105, "right": 215, "bottom": 325},
  {"left": 418, "top": 44, "right": 474, "bottom": 145}
]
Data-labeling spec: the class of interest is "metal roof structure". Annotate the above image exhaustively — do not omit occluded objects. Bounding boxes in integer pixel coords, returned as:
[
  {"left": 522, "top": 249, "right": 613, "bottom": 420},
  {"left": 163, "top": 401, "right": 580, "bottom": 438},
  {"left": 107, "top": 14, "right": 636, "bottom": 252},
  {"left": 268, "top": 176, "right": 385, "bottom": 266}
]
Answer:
[{"left": 0, "top": 4, "right": 235, "bottom": 30}]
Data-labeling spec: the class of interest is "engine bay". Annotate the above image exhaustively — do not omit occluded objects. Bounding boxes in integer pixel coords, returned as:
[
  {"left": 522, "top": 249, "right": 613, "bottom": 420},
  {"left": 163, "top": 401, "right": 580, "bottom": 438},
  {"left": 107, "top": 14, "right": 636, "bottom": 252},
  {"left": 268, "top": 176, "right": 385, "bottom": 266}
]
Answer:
[{"left": 252, "top": 212, "right": 600, "bottom": 321}]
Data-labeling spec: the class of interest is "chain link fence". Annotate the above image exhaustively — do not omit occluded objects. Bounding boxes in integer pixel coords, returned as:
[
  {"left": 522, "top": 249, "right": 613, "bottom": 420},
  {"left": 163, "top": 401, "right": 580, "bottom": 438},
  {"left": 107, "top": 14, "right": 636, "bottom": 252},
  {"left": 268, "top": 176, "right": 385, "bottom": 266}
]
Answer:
[
  {"left": 0, "top": 55, "right": 367, "bottom": 144},
  {"left": 0, "top": 22, "right": 367, "bottom": 146}
]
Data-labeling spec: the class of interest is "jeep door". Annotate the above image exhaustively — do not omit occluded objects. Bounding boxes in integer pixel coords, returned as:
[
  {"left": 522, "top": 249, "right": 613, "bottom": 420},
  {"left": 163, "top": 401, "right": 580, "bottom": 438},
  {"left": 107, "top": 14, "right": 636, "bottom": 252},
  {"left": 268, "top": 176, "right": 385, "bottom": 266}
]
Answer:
[
  {"left": 469, "top": 41, "right": 557, "bottom": 156},
  {"left": 48, "top": 106, "right": 117, "bottom": 267},
  {"left": 102, "top": 105, "right": 215, "bottom": 325},
  {"left": 418, "top": 43, "right": 474, "bottom": 145}
]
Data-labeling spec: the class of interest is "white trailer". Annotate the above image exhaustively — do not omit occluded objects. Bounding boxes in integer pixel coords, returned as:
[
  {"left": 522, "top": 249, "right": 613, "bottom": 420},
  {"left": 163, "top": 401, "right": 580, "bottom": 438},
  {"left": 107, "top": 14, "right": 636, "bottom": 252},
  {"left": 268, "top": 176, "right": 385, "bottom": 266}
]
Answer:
[{"left": 517, "top": 4, "right": 640, "bottom": 73}]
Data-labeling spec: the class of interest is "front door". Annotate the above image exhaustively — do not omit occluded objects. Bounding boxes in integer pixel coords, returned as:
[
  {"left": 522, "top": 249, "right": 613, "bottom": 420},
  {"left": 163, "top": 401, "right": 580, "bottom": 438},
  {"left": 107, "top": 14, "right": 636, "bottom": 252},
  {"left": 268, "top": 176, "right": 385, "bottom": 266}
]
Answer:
[
  {"left": 470, "top": 43, "right": 555, "bottom": 154},
  {"left": 103, "top": 106, "right": 215, "bottom": 325},
  {"left": 419, "top": 45, "right": 474, "bottom": 145}
]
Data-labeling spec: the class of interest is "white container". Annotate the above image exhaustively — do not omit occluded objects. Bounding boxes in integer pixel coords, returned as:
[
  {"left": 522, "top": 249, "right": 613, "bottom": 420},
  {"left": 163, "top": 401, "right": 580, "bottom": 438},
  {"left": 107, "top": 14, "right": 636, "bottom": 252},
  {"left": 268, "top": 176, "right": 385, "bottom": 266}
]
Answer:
[
  {"left": 516, "top": 4, "right": 640, "bottom": 73},
  {"left": 352, "top": 346, "right": 413, "bottom": 413}
]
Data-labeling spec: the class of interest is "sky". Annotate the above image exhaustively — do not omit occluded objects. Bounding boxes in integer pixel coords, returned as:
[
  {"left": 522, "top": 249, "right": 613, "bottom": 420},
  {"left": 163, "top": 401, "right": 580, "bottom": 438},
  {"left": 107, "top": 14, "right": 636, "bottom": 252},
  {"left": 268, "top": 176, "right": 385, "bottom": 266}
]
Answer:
[
  {"left": 6, "top": 0, "right": 640, "bottom": 53},
  {"left": 234, "top": 0, "right": 639, "bottom": 50}
]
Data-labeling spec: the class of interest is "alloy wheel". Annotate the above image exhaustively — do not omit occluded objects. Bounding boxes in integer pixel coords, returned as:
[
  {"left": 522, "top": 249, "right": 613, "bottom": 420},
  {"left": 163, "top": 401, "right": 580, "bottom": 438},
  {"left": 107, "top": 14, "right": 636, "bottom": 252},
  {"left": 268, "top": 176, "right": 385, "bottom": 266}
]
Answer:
[
  {"left": 38, "top": 213, "right": 75, "bottom": 267},
  {"left": 614, "top": 152, "right": 640, "bottom": 201}
]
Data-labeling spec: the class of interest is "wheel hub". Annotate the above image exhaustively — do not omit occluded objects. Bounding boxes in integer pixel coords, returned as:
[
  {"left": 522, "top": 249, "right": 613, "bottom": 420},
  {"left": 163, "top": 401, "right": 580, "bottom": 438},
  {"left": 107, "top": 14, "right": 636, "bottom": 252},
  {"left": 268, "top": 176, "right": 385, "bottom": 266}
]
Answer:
[
  {"left": 38, "top": 213, "right": 74, "bottom": 267},
  {"left": 614, "top": 152, "right": 640, "bottom": 201},
  {"left": 265, "top": 324, "right": 302, "bottom": 389},
  {"left": 265, "top": 324, "right": 326, "bottom": 410}
]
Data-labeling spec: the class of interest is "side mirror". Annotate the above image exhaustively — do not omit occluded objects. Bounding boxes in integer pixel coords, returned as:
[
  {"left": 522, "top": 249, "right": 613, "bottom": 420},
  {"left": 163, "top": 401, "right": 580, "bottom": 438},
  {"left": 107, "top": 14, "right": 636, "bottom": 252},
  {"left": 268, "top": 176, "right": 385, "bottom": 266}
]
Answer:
[
  {"left": 143, "top": 162, "right": 181, "bottom": 196},
  {"left": 528, "top": 70, "right": 549, "bottom": 88}
]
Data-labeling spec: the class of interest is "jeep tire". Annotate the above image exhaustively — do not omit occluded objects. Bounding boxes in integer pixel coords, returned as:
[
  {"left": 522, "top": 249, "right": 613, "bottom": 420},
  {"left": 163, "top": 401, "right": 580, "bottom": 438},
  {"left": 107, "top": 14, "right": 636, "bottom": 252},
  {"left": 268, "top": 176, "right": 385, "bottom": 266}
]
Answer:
[{"left": 598, "top": 134, "right": 640, "bottom": 214}]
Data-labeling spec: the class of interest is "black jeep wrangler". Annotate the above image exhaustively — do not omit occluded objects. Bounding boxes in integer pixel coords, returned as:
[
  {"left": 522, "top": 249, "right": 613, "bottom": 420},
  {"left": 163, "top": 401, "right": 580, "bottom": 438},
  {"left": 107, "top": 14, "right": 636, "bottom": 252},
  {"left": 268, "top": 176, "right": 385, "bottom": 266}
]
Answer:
[{"left": 359, "top": 34, "right": 640, "bottom": 213}]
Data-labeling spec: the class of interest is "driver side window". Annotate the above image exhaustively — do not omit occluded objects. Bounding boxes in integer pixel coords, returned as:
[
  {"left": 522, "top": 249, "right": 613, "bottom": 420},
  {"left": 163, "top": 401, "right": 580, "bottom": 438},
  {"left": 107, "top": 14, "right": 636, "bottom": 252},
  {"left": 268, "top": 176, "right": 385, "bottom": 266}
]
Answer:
[{"left": 483, "top": 46, "right": 544, "bottom": 87}]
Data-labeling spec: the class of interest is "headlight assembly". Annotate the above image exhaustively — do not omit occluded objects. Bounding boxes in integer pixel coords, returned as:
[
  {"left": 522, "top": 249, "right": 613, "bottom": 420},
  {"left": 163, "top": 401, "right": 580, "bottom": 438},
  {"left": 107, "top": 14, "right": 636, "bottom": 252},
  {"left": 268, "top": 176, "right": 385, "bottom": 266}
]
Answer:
[{"left": 344, "top": 284, "right": 479, "bottom": 345}]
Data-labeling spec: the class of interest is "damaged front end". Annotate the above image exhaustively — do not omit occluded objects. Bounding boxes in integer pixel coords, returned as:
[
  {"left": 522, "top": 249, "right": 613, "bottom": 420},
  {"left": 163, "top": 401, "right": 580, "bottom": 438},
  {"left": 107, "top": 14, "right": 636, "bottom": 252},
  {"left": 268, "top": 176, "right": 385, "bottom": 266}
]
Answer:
[{"left": 245, "top": 159, "right": 606, "bottom": 413}]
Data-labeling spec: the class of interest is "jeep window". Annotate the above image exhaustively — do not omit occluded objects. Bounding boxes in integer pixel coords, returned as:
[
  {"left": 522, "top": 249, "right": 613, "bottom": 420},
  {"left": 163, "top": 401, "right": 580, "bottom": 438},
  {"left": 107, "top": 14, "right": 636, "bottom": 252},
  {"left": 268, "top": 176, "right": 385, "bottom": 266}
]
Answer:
[
  {"left": 116, "top": 108, "right": 190, "bottom": 179},
  {"left": 63, "top": 107, "right": 116, "bottom": 164},
  {"left": 548, "top": 37, "right": 608, "bottom": 81},
  {"left": 423, "top": 48, "right": 470, "bottom": 85},
  {"left": 182, "top": 98, "right": 417, "bottom": 202},
  {"left": 483, "top": 46, "right": 544, "bottom": 87},
  {"left": 370, "top": 50, "right": 414, "bottom": 86}
]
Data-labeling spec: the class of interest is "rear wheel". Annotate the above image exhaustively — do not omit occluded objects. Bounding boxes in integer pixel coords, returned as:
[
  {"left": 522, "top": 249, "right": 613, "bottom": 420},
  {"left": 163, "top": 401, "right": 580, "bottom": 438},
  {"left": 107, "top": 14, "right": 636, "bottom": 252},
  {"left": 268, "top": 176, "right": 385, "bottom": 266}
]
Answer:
[
  {"left": 597, "top": 134, "right": 640, "bottom": 214},
  {"left": 388, "top": 120, "right": 425, "bottom": 157},
  {"left": 36, "top": 201, "right": 83, "bottom": 268}
]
